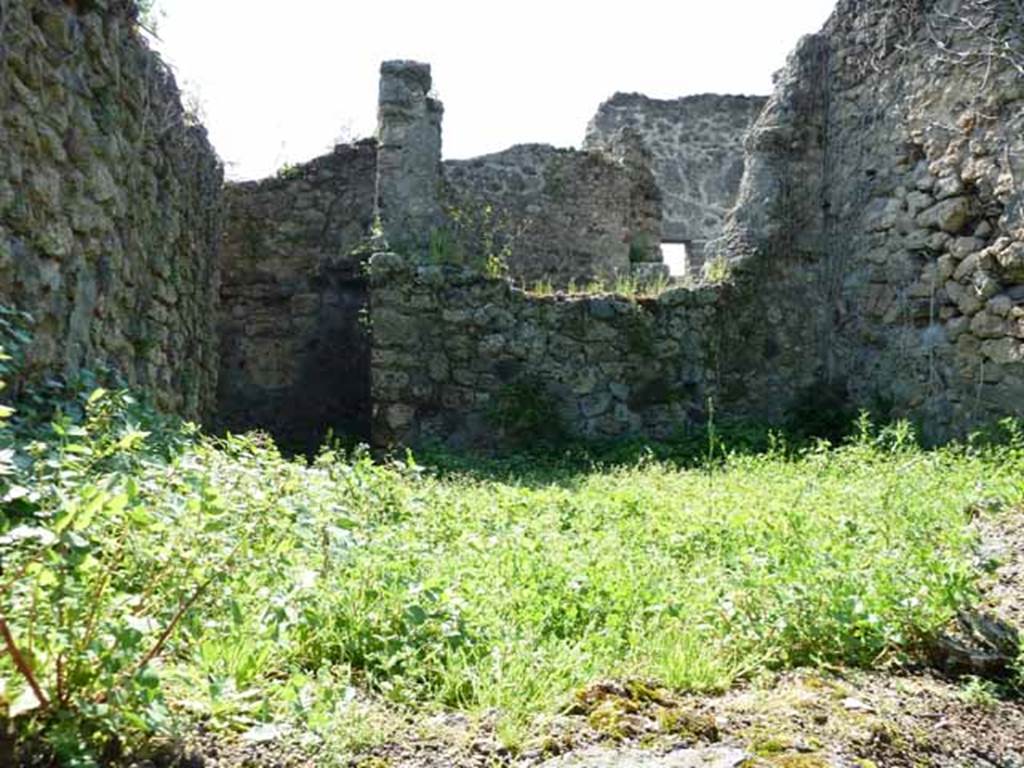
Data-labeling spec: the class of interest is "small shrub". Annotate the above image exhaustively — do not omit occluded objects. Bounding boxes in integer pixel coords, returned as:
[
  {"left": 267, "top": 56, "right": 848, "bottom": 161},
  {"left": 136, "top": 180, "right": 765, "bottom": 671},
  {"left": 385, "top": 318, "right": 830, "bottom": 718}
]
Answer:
[
  {"left": 433, "top": 189, "right": 528, "bottom": 277},
  {"left": 0, "top": 385, "right": 218, "bottom": 762},
  {"left": 428, "top": 225, "right": 464, "bottom": 266},
  {"left": 612, "top": 272, "right": 671, "bottom": 299},
  {"left": 957, "top": 676, "right": 1000, "bottom": 711},
  {"left": 275, "top": 162, "right": 302, "bottom": 181},
  {"left": 702, "top": 255, "right": 733, "bottom": 284},
  {"left": 628, "top": 233, "right": 652, "bottom": 264}
]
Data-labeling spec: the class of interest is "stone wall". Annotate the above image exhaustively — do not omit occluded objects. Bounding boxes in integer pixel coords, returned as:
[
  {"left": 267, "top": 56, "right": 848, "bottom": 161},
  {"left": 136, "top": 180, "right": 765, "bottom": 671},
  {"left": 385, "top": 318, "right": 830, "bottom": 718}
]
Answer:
[
  {"left": 372, "top": 0, "right": 1024, "bottom": 450},
  {"left": 375, "top": 60, "right": 444, "bottom": 257},
  {"left": 585, "top": 93, "right": 767, "bottom": 271},
  {"left": 8, "top": 1, "right": 1016, "bottom": 449},
  {"left": 720, "top": 0, "right": 1024, "bottom": 440},
  {"left": 0, "top": 0, "right": 223, "bottom": 419},
  {"left": 442, "top": 142, "right": 663, "bottom": 287},
  {"left": 218, "top": 141, "right": 377, "bottom": 451},
  {"left": 369, "top": 254, "right": 714, "bottom": 449},
  {"left": 368, "top": 250, "right": 824, "bottom": 449}
]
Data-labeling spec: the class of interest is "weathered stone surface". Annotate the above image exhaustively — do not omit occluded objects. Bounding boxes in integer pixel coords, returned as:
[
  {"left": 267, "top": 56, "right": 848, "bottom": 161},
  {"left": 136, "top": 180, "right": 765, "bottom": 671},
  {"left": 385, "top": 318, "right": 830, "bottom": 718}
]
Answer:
[
  {"left": 585, "top": 93, "right": 767, "bottom": 274},
  {"left": 369, "top": 257, "right": 818, "bottom": 450},
  {"left": 375, "top": 60, "right": 443, "bottom": 257},
  {"left": 442, "top": 142, "right": 662, "bottom": 287},
  {"left": 7, "top": 0, "right": 1022, "bottom": 451},
  {"left": 0, "top": 0, "right": 222, "bottom": 420},
  {"left": 718, "top": 0, "right": 1024, "bottom": 441},
  {"left": 916, "top": 197, "right": 975, "bottom": 234},
  {"left": 218, "top": 142, "right": 377, "bottom": 451}
]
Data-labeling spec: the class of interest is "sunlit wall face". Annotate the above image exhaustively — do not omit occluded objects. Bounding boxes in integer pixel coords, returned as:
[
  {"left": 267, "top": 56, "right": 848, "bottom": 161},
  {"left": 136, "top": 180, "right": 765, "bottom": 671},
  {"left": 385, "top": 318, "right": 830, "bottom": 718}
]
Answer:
[{"left": 148, "top": 0, "right": 836, "bottom": 181}]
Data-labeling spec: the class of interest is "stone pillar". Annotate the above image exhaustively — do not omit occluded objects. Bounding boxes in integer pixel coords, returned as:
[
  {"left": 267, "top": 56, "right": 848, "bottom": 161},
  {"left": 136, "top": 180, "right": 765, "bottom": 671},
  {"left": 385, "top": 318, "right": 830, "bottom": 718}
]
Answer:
[
  {"left": 374, "top": 60, "right": 444, "bottom": 257},
  {"left": 686, "top": 241, "right": 707, "bottom": 277}
]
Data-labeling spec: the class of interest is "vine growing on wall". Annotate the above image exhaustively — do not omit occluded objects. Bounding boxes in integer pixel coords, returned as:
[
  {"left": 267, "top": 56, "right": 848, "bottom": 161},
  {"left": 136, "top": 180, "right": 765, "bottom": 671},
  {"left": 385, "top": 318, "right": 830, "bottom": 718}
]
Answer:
[{"left": 914, "top": 0, "right": 1024, "bottom": 76}]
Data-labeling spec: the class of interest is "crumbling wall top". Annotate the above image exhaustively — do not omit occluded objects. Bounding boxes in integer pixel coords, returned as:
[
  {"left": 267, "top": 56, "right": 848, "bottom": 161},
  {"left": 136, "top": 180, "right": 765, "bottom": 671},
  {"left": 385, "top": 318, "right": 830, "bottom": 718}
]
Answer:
[
  {"left": 375, "top": 60, "right": 444, "bottom": 256},
  {"left": 442, "top": 142, "right": 663, "bottom": 287},
  {"left": 378, "top": 60, "right": 439, "bottom": 110},
  {"left": 585, "top": 90, "right": 767, "bottom": 271}
]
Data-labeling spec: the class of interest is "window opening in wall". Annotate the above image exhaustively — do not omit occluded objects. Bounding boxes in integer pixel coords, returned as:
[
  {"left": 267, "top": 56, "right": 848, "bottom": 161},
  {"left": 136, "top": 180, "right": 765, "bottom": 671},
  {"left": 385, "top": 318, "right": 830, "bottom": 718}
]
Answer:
[{"left": 661, "top": 242, "right": 690, "bottom": 276}]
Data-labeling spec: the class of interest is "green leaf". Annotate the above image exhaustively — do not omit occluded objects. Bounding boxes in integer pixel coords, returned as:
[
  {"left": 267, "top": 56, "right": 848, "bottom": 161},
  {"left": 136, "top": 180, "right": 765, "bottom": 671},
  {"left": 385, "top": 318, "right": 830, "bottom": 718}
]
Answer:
[
  {"left": 107, "top": 493, "right": 129, "bottom": 517},
  {"left": 73, "top": 493, "right": 108, "bottom": 531},
  {"left": 135, "top": 667, "right": 160, "bottom": 692},
  {"left": 128, "top": 507, "right": 156, "bottom": 527},
  {"left": 64, "top": 532, "right": 90, "bottom": 550},
  {"left": 87, "top": 388, "right": 109, "bottom": 405},
  {"left": 116, "top": 430, "right": 151, "bottom": 451},
  {"left": 404, "top": 605, "right": 428, "bottom": 626}
]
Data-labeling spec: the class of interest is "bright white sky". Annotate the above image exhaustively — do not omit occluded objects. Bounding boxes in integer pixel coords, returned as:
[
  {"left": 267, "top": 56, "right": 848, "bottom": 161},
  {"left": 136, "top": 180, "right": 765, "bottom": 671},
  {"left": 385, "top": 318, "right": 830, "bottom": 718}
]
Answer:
[{"left": 149, "top": 1, "right": 836, "bottom": 181}]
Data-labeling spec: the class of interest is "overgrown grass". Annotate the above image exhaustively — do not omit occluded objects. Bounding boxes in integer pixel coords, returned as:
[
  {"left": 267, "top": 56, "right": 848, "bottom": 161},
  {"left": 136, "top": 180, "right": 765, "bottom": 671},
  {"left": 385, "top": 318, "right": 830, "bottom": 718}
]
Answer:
[
  {"left": 2, "top": 363, "right": 1023, "bottom": 764},
  {"left": 550, "top": 273, "right": 674, "bottom": 299}
]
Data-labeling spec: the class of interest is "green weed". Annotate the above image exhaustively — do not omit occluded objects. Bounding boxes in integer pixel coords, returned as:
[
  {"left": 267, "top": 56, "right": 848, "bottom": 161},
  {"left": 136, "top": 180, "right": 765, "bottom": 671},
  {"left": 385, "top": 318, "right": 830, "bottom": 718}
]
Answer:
[
  {"left": 702, "top": 255, "right": 733, "bottom": 284},
  {"left": 3, "top": 324, "right": 1023, "bottom": 763},
  {"left": 528, "top": 279, "right": 556, "bottom": 297}
]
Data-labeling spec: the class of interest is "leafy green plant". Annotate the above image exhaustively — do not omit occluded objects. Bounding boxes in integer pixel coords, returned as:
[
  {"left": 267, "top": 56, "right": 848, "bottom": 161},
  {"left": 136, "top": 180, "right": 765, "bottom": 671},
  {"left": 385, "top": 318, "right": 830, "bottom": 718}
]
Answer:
[
  {"left": 275, "top": 162, "right": 302, "bottom": 181},
  {"left": 528, "top": 279, "right": 556, "bottom": 297},
  {"left": 612, "top": 272, "right": 672, "bottom": 299},
  {"left": 528, "top": 272, "right": 670, "bottom": 299},
  {"left": 484, "top": 252, "right": 509, "bottom": 280},
  {"left": 431, "top": 190, "right": 527, "bottom": 278},
  {"left": 0, "top": 307, "right": 32, "bottom": 394},
  {"left": 957, "top": 676, "right": 1000, "bottom": 711},
  {"left": 0, "top": 388, "right": 227, "bottom": 762},
  {"left": 703, "top": 255, "right": 733, "bottom": 284},
  {"left": 428, "top": 225, "right": 464, "bottom": 266},
  {"left": 3, "top": 301, "right": 1022, "bottom": 764}
]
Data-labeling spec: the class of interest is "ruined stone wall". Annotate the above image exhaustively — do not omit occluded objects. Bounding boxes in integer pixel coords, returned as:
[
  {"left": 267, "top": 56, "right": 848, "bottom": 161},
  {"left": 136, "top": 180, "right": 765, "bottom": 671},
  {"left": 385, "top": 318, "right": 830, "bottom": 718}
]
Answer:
[
  {"left": 218, "top": 141, "right": 377, "bottom": 450},
  {"left": 372, "top": 0, "right": 1024, "bottom": 450},
  {"left": 585, "top": 93, "right": 767, "bottom": 270},
  {"left": 721, "top": 0, "right": 1024, "bottom": 440},
  {"left": 442, "top": 143, "right": 663, "bottom": 287},
  {"left": 368, "top": 250, "right": 826, "bottom": 449},
  {"left": 0, "top": 0, "right": 223, "bottom": 419},
  {"left": 369, "top": 254, "right": 714, "bottom": 449},
  {"left": 376, "top": 60, "right": 443, "bottom": 257}
]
